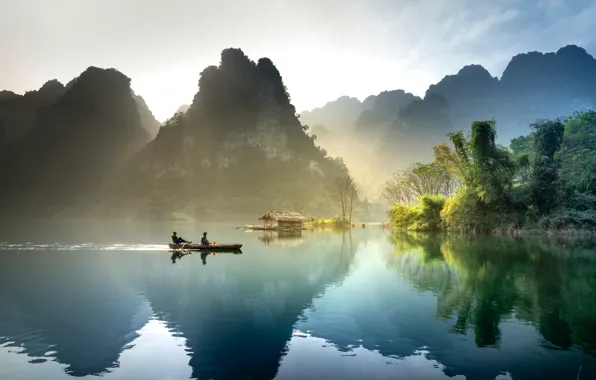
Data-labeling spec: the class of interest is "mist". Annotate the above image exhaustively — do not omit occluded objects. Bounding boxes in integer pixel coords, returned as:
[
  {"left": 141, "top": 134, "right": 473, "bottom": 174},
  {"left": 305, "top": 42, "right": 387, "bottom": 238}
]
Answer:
[
  {"left": 300, "top": 45, "right": 596, "bottom": 205},
  {"left": 2, "top": 44, "right": 596, "bottom": 223}
]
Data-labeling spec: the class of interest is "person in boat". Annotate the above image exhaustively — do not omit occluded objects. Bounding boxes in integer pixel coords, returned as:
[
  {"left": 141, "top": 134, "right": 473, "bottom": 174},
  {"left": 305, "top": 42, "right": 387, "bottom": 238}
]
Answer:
[
  {"left": 172, "top": 231, "right": 190, "bottom": 245},
  {"left": 200, "top": 232, "right": 211, "bottom": 246}
]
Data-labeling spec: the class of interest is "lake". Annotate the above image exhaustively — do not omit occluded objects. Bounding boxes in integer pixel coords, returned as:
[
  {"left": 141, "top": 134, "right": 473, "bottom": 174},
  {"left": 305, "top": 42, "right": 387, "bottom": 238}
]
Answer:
[{"left": 0, "top": 219, "right": 595, "bottom": 380}]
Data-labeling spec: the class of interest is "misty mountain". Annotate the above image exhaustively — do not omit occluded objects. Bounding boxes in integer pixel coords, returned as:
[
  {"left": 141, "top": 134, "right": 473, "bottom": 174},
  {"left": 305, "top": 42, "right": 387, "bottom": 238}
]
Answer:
[
  {"left": 0, "top": 80, "right": 160, "bottom": 142},
  {"left": 176, "top": 104, "right": 190, "bottom": 114},
  {"left": 0, "top": 49, "right": 349, "bottom": 218},
  {"left": 115, "top": 48, "right": 348, "bottom": 219},
  {"left": 300, "top": 44, "right": 596, "bottom": 197},
  {"left": 300, "top": 96, "right": 363, "bottom": 131},
  {"left": 133, "top": 94, "right": 161, "bottom": 138},
  {"left": 353, "top": 90, "right": 420, "bottom": 136},
  {"left": 0, "top": 80, "right": 65, "bottom": 141},
  {"left": 1, "top": 67, "right": 152, "bottom": 215}
]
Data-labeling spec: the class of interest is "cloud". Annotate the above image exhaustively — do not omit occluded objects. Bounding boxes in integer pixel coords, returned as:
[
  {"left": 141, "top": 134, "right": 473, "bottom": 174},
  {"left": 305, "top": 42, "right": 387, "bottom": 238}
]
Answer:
[{"left": 1, "top": 0, "right": 595, "bottom": 118}]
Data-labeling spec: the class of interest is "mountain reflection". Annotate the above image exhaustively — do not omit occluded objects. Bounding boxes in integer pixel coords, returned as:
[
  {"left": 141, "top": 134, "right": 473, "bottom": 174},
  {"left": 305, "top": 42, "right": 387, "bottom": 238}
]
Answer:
[
  {"left": 0, "top": 230, "right": 356, "bottom": 379},
  {"left": 0, "top": 250, "right": 152, "bottom": 376},
  {"left": 386, "top": 232, "right": 596, "bottom": 355}
]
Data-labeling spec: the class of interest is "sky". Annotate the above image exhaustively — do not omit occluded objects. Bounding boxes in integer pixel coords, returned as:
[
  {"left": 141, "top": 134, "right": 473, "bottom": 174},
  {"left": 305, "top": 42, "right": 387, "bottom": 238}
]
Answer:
[{"left": 1, "top": 0, "right": 596, "bottom": 122}]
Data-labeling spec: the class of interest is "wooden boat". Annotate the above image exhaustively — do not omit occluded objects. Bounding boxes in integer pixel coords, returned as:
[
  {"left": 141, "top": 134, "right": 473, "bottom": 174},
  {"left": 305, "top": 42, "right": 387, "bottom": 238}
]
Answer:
[{"left": 168, "top": 243, "right": 243, "bottom": 251}]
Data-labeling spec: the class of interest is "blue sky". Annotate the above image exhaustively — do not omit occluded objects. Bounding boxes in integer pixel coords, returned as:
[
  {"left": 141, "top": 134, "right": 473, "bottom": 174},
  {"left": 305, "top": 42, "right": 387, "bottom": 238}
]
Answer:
[{"left": 1, "top": 0, "right": 595, "bottom": 121}]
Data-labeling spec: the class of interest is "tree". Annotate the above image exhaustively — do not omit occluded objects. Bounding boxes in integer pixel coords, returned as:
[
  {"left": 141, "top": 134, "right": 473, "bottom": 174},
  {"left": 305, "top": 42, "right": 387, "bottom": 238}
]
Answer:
[
  {"left": 559, "top": 111, "right": 596, "bottom": 197},
  {"left": 383, "top": 162, "right": 457, "bottom": 205},
  {"left": 434, "top": 121, "right": 515, "bottom": 205},
  {"left": 530, "top": 119, "right": 565, "bottom": 214},
  {"left": 293, "top": 195, "right": 306, "bottom": 214},
  {"left": 329, "top": 174, "right": 360, "bottom": 224},
  {"left": 434, "top": 121, "right": 518, "bottom": 230}
]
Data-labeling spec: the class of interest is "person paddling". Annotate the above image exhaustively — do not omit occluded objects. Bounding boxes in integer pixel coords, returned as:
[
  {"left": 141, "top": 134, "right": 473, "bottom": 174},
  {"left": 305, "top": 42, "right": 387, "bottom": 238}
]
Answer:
[{"left": 172, "top": 231, "right": 190, "bottom": 245}]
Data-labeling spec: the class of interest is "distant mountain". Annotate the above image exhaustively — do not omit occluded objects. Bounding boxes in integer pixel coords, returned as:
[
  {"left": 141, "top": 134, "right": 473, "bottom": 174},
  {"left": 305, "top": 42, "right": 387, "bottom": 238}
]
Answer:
[
  {"left": 353, "top": 90, "right": 419, "bottom": 136},
  {"left": 299, "top": 44, "right": 596, "bottom": 196},
  {"left": 300, "top": 96, "right": 363, "bottom": 131},
  {"left": 176, "top": 104, "right": 190, "bottom": 114},
  {"left": 133, "top": 94, "right": 161, "bottom": 138}
]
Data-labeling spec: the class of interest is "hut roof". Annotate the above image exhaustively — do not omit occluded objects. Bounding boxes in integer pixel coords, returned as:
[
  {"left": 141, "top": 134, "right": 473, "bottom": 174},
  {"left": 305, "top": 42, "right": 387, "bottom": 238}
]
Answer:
[{"left": 258, "top": 211, "right": 306, "bottom": 222}]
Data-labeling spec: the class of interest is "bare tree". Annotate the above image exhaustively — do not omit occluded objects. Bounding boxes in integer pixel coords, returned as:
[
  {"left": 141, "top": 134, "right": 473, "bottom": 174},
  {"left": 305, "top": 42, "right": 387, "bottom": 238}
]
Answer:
[
  {"left": 329, "top": 174, "right": 360, "bottom": 224},
  {"left": 293, "top": 195, "right": 306, "bottom": 214},
  {"left": 347, "top": 179, "right": 360, "bottom": 225},
  {"left": 383, "top": 162, "right": 457, "bottom": 206}
]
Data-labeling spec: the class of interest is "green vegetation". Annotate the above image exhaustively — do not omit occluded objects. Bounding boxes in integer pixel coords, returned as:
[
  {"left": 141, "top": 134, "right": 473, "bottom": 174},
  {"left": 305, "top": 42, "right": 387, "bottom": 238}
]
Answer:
[{"left": 384, "top": 111, "right": 596, "bottom": 232}]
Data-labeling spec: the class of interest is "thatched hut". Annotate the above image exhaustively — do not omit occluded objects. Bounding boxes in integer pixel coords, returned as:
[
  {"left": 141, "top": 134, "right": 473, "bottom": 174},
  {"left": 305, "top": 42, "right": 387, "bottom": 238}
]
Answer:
[{"left": 258, "top": 211, "right": 306, "bottom": 230}]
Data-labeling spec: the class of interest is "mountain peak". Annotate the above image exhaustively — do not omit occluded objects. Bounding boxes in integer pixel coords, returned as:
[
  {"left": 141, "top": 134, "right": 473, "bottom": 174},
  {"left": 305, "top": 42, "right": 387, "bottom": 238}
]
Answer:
[
  {"left": 556, "top": 44, "right": 592, "bottom": 58},
  {"left": 456, "top": 64, "right": 493, "bottom": 78},
  {"left": 39, "top": 79, "right": 64, "bottom": 92}
]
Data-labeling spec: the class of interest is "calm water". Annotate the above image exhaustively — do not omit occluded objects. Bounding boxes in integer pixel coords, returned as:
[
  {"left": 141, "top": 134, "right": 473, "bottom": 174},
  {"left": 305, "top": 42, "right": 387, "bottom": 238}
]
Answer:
[{"left": 0, "top": 220, "right": 595, "bottom": 380}]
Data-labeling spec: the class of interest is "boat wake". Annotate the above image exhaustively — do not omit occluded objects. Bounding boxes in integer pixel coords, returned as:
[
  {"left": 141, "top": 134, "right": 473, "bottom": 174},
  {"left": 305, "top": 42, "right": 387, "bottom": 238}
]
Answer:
[{"left": 0, "top": 243, "right": 170, "bottom": 251}]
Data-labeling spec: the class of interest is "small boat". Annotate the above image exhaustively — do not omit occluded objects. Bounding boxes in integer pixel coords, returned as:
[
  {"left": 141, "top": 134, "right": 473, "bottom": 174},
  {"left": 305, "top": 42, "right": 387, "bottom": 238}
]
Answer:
[{"left": 168, "top": 243, "right": 243, "bottom": 251}]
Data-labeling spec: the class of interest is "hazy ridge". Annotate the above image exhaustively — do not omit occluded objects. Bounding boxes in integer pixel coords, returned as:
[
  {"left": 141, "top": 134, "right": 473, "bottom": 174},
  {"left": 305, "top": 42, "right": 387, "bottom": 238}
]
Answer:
[{"left": 1, "top": 45, "right": 595, "bottom": 219}]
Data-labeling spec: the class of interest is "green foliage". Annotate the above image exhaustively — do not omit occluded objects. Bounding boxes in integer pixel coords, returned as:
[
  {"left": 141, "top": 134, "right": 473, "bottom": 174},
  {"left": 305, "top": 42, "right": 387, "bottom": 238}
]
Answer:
[
  {"left": 440, "top": 188, "right": 480, "bottom": 230},
  {"left": 530, "top": 119, "right": 565, "bottom": 214},
  {"left": 429, "top": 121, "right": 520, "bottom": 231},
  {"left": 559, "top": 111, "right": 596, "bottom": 198},
  {"left": 509, "top": 133, "right": 534, "bottom": 159},
  {"left": 388, "top": 203, "right": 419, "bottom": 229},
  {"left": 388, "top": 194, "right": 446, "bottom": 231},
  {"left": 411, "top": 195, "right": 446, "bottom": 231},
  {"left": 434, "top": 111, "right": 596, "bottom": 231}
]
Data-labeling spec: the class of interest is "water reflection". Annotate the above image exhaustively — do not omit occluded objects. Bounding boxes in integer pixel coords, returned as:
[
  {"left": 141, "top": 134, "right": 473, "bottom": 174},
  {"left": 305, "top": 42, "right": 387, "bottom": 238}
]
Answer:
[
  {"left": 0, "top": 228, "right": 358, "bottom": 379},
  {"left": 1, "top": 226, "right": 595, "bottom": 380},
  {"left": 170, "top": 250, "right": 190, "bottom": 263},
  {"left": 258, "top": 231, "right": 305, "bottom": 247},
  {"left": 387, "top": 232, "right": 596, "bottom": 354}
]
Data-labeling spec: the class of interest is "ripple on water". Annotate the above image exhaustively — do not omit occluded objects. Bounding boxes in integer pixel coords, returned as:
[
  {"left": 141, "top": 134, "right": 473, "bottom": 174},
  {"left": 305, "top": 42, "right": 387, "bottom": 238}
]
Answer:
[{"left": 0, "top": 243, "right": 169, "bottom": 251}]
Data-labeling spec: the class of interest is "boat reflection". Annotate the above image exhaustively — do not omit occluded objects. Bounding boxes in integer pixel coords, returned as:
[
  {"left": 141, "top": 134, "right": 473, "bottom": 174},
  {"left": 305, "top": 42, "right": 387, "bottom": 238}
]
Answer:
[
  {"left": 169, "top": 250, "right": 243, "bottom": 264},
  {"left": 170, "top": 250, "right": 190, "bottom": 264}
]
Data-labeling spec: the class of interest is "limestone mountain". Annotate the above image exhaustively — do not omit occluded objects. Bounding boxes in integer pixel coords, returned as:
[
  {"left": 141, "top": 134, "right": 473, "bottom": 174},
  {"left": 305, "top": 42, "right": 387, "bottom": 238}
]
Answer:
[
  {"left": 0, "top": 80, "right": 65, "bottom": 141},
  {"left": 113, "top": 48, "right": 348, "bottom": 218},
  {"left": 353, "top": 90, "right": 420, "bottom": 137},
  {"left": 0, "top": 80, "right": 159, "bottom": 142},
  {"left": 2, "top": 67, "right": 151, "bottom": 215},
  {"left": 300, "top": 96, "right": 363, "bottom": 131},
  {"left": 133, "top": 94, "right": 161, "bottom": 138}
]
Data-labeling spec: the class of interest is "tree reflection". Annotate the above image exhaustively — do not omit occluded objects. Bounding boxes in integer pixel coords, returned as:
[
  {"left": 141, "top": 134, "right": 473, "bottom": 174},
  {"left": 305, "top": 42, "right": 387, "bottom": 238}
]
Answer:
[{"left": 387, "top": 233, "right": 596, "bottom": 354}]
